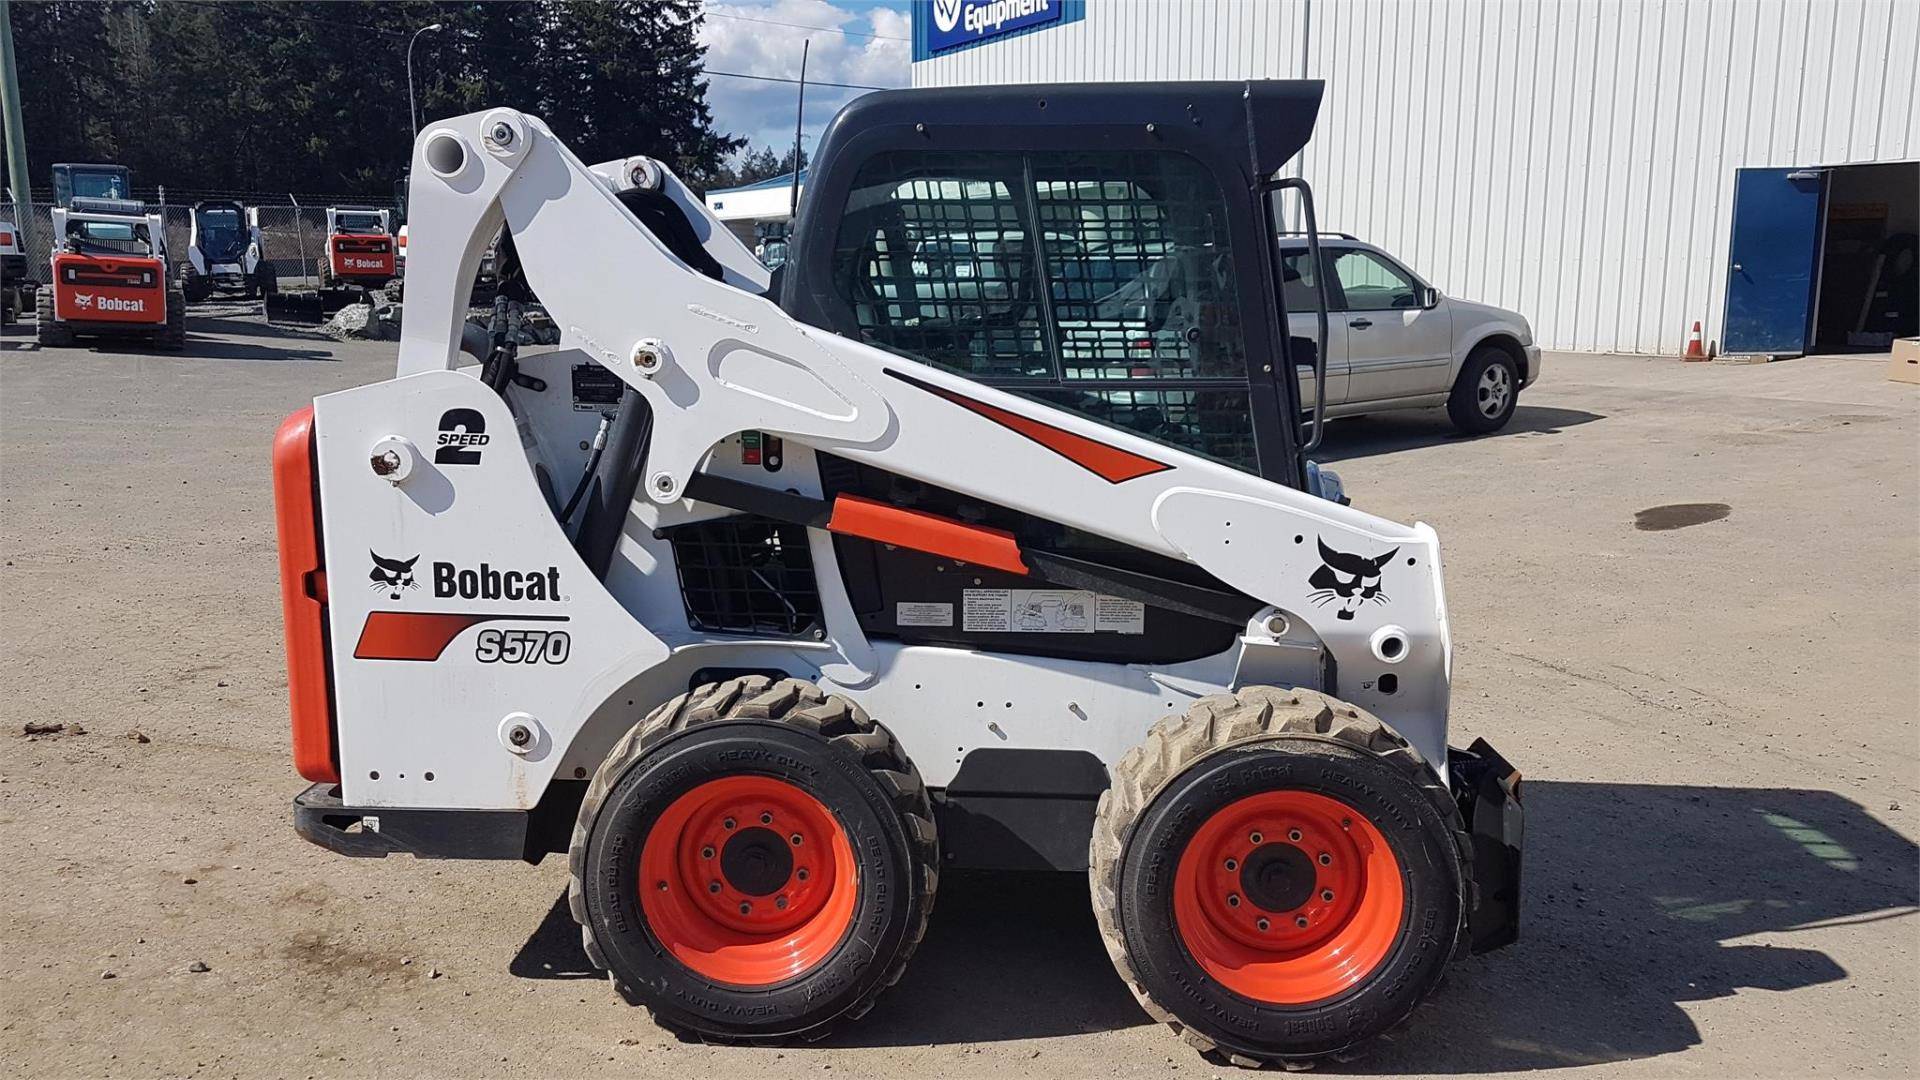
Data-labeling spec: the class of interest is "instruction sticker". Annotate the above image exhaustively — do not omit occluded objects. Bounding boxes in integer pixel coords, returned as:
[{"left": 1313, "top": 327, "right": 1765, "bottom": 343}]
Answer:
[
  {"left": 963, "top": 590, "right": 1144, "bottom": 634},
  {"left": 895, "top": 602, "right": 954, "bottom": 627}
]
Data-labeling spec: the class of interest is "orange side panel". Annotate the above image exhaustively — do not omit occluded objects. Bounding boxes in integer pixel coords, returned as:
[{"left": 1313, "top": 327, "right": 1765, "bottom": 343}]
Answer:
[
  {"left": 353, "top": 612, "right": 491, "bottom": 662},
  {"left": 272, "top": 406, "right": 338, "bottom": 784},
  {"left": 910, "top": 379, "right": 1172, "bottom": 484},
  {"left": 827, "top": 494, "right": 1029, "bottom": 576}
]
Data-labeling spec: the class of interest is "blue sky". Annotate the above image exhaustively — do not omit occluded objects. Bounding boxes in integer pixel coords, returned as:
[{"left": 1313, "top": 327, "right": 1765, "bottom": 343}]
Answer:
[{"left": 698, "top": 1, "right": 913, "bottom": 165}]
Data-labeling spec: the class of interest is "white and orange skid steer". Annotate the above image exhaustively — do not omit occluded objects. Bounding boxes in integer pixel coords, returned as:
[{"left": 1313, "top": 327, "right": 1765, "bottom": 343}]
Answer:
[
  {"left": 275, "top": 83, "right": 1522, "bottom": 1067},
  {"left": 36, "top": 197, "right": 185, "bottom": 349}
]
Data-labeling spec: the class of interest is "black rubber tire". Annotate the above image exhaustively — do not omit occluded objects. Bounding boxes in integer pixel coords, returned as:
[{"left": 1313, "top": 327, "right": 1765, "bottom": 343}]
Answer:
[
  {"left": 162, "top": 289, "right": 187, "bottom": 350},
  {"left": 34, "top": 286, "right": 74, "bottom": 348},
  {"left": 1090, "top": 687, "right": 1471, "bottom": 1068},
  {"left": 568, "top": 675, "right": 938, "bottom": 1043},
  {"left": 1446, "top": 345, "right": 1520, "bottom": 433}
]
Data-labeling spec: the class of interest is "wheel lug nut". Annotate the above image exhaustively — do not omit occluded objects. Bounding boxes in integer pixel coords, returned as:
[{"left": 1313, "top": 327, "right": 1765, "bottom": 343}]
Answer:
[
  {"left": 1318, "top": 852, "right": 1332, "bottom": 866},
  {"left": 1256, "top": 918, "right": 1270, "bottom": 932},
  {"left": 656, "top": 880, "right": 668, "bottom": 891},
  {"left": 1226, "top": 894, "right": 1240, "bottom": 908},
  {"left": 1295, "top": 915, "right": 1310, "bottom": 928},
  {"left": 1321, "top": 889, "right": 1335, "bottom": 902},
  {"left": 790, "top": 833, "right": 803, "bottom": 846},
  {"left": 723, "top": 817, "right": 736, "bottom": 830},
  {"left": 708, "top": 881, "right": 721, "bottom": 894},
  {"left": 761, "top": 812, "right": 774, "bottom": 825},
  {"left": 775, "top": 895, "right": 788, "bottom": 910},
  {"left": 1223, "top": 858, "right": 1237, "bottom": 871},
  {"left": 1248, "top": 831, "right": 1263, "bottom": 845},
  {"left": 797, "top": 868, "right": 810, "bottom": 881},
  {"left": 1288, "top": 828, "right": 1303, "bottom": 842},
  {"left": 739, "top": 901, "right": 751, "bottom": 915},
  {"left": 1341, "top": 818, "right": 1352, "bottom": 829},
  {"left": 701, "top": 846, "right": 715, "bottom": 859}
]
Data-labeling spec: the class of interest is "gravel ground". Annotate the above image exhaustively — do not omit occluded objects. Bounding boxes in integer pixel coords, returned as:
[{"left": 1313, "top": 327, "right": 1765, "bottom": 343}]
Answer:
[{"left": 2, "top": 311, "right": 1916, "bottom": 1078}]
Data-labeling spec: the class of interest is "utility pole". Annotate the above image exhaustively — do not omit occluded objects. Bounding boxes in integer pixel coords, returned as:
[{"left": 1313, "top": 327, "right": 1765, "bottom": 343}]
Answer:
[
  {"left": 0, "top": 0, "right": 34, "bottom": 246},
  {"left": 789, "top": 39, "right": 808, "bottom": 220}
]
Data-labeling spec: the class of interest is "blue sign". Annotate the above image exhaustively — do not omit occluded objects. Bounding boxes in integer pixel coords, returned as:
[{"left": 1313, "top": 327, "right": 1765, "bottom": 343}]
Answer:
[{"left": 913, "top": 0, "right": 1083, "bottom": 60}]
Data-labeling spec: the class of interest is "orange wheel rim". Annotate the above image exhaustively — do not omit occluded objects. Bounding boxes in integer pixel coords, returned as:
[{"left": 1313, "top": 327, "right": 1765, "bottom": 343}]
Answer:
[
  {"left": 1172, "top": 789, "right": 1404, "bottom": 1005},
  {"left": 638, "top": 775, "right": 858, "bottom": 988}
]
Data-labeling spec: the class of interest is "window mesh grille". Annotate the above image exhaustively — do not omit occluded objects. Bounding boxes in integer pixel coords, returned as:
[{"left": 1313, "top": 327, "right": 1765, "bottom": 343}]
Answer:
[{"left": 668, "top": 517, "right": 821, "bottom": 636}]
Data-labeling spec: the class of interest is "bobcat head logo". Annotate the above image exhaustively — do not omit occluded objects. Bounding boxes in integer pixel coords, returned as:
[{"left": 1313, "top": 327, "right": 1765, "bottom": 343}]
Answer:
[
  {"left": 74, "top": 293, "right": 95, "bottom": 309},
  {"left": 369, "top": 550, "right": 420, "bottom": 600},
  {"left": 1308, "top": 539, "right": 1398, "bottom": 621}
]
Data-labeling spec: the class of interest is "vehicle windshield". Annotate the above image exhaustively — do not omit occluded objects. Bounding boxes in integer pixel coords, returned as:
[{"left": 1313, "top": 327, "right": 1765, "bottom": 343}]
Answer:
[
  {"left": 196, "top": 205, "right": 246, "bottom": 260},
  {"left": 66, "top": 219, "right": 152, "bottom": 256},
  {"left": 63, "top": 168, "right": 131, "bottom": 202},
  {"left": 336, "top": 212, "right": 385, "bottom": 234}
]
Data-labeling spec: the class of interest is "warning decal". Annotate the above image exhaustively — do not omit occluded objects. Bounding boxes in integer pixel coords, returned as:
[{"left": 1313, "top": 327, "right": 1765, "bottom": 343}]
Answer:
[
  {"left": 896, "top": 602, "right": 954, "bottom": 627},
  {"left": 962, "top": 589, "right": 1144, "bottom": 634}
]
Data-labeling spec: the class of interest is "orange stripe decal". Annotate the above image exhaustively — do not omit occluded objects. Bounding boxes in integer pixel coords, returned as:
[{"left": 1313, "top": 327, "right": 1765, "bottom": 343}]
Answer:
[
  {"left": 827, "top": 495, "right": 1029, "bottom": 576},
  {"left": 886, "top": 370, "right": 1172, "bottom": 484},
  {"left": 354, "top": 612, "right": 493, "bottom": 662}
]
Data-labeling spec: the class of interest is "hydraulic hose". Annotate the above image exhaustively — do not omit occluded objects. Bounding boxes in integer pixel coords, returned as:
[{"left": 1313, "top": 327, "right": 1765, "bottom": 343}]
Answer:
[{"left": 558, "top": 412, "right": 614, "bottom": 525}]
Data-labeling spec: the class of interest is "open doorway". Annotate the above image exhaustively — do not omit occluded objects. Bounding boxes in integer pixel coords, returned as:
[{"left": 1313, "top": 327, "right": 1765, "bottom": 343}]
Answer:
[{"left": 1810, "top": 162, "right": 1918, "bottom": 353}]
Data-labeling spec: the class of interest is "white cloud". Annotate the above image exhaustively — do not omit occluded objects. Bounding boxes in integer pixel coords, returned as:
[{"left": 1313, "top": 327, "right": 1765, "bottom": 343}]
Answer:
[{"left": 699, "top": 1, "right": 912, "bottom": 162}]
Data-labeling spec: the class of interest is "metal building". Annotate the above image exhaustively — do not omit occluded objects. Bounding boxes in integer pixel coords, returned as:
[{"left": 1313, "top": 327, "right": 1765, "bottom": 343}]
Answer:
[{"left": 910, "top": 0, "right": 1920, "bottom": 356}]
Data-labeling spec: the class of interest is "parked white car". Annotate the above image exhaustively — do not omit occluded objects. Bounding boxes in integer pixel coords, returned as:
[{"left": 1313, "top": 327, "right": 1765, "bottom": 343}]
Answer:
[{"left": 1279, "top": 236, "right": 1541, "bottom": 433}]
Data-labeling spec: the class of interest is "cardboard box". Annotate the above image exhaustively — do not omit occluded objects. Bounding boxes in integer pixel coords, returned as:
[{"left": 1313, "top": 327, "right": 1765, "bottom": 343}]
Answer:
[{"left": 1891, "top": 338, "right": 1920, "bottom": 385}]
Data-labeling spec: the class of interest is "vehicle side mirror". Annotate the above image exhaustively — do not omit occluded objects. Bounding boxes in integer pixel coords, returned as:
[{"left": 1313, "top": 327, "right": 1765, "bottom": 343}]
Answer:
[
  {"left": 1423, "top": 285, "right": 1441, "bottom": 308},
  {"left": 1290, "top": 335, "right": 1317, "bottom": 369}
]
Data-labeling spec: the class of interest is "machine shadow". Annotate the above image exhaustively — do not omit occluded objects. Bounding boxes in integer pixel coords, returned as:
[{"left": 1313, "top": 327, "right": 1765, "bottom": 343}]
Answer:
[
  {"left": 509, "top": 781, "right": 1916, "bottom": 1063},
  {"left": 1357, "top": 781, "right": 1917, "bottom": 1074},
  {"left": 1314, "top": 405, "right": 1604, "bottom": 463}
]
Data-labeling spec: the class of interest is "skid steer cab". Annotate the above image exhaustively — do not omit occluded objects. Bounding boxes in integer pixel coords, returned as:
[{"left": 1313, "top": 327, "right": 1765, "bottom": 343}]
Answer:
[
  {"left": 274, "top": 84, "right": 1522, "bottom": 1068},
  {"left": 178, "top": 201, "right": 275, "bottom": 302},
  {"left": 36, "top": 197, "right": 185, "bottom": 350}
]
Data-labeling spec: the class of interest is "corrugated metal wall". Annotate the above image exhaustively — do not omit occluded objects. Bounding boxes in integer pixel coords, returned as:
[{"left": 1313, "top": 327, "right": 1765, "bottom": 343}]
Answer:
[{"left": 913, "top": 0, "right": 1920, "bottom": 354}]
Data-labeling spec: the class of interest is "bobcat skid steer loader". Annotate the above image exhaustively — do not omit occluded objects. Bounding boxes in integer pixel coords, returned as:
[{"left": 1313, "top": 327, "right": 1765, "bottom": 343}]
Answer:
[
  {"left": 177, "top": 201, "right": 275, "bottom": 302},
  {"left": 36, "top": 197, "right": 185, "bottom": 349},
  {"left": 276, "top": 83, "right": 1522, "bottom": 1067},
  {"left": 267, "top": 207, "right": 395, "bottom": 323}
]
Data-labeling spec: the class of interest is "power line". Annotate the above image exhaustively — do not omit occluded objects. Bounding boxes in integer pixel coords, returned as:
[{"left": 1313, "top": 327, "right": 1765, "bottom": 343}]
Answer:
[
  {"left": 706, "top": 69, "right": 896, "bottom": 91},
  {"left": 703, "top": 9, "right": 909, "bottom": 42}
]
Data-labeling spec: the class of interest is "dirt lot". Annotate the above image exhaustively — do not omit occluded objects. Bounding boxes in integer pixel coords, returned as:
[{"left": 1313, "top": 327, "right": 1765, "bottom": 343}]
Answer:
[{"left": 3, "top": 311, "right": 1916, "bottom": 1079}]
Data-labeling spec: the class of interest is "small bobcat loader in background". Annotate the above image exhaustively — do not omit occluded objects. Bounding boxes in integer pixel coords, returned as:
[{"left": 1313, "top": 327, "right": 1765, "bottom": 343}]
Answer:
[
  {"left": 178, "top": 201, "right": 275, "bottom": 302},
  {"left": 1, "top": 219, "right": 33, "bottom": 323},
  {"left": 267, "top": 207, "right": 396, "bottom": 323},
  {"left": 276, "top": 84, "right": 1523, "bottom": 1067},
  {"left": 36, "top": 197, "right": 184, "bottom": 349}
]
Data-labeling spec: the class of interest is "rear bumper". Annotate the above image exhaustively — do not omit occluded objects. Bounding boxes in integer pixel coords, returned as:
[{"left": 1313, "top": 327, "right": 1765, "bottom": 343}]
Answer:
[
  {"left": 294, "top": 782, "right": 531, "bottom": 860},
  {"left": 293, "top": 781, "right": 586, "bottom": 864},
  {"left": 1449, "top": 738, "right": 1524, "bottom": 953}
]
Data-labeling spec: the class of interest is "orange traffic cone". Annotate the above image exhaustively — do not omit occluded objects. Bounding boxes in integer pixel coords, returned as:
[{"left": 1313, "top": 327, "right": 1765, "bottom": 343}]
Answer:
[{"left": 1683, "top": 321, "right": 1707, "bottom": 361}]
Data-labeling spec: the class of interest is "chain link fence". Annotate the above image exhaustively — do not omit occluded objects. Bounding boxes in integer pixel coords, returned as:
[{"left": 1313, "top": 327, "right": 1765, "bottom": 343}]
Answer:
[{"left": 5, "top": 195, "right": 402, "bottom": 291}]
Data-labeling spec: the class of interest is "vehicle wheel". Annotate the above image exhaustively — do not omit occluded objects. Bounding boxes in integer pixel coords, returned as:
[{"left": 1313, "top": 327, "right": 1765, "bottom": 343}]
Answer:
[
  {"left": 569, "top": 675, "right": 938, "bottom": 1043},
  {"left": 34, "top": 287, "right": 74, "bottom": 348},
  {"left": 163, "top": 289, "right": 187, "bottom": 349},
  {"left": 382, "top": 279, "right": 404, "bottom": 304},
  {"left": 1447, "top": 345, "right": 1519, "bottom": 433},
  {"left": 1091, "top": 686, "right": 1470, "bottom": 1067}
]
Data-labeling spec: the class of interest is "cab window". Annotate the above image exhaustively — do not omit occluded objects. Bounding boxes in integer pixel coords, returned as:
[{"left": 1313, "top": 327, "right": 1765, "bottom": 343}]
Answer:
[{"left": 831, "top": 149, "right": 1258, "bottom": 469}]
